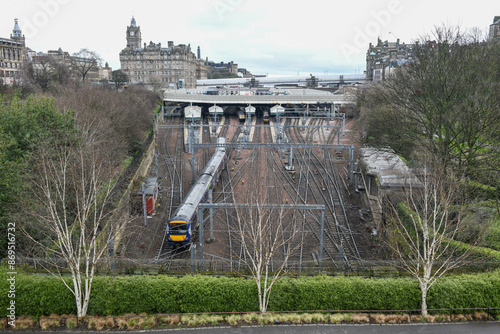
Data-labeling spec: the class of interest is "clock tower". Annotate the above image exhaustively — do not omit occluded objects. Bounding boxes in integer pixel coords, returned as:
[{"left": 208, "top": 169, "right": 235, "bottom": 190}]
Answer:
[{"left": 126, "top": 16, "right": 141, "bottom": 49}]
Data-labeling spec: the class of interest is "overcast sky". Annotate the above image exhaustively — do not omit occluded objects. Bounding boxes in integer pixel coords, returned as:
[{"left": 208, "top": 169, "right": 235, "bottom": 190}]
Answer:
[{"left": 1, "top": 0, "right": 498, "bottom": 76}]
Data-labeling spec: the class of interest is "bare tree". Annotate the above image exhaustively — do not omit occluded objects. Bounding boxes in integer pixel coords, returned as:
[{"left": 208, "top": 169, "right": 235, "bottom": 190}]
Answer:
[
  {"left": 50, "top": 58, "right": 72, "bottom": 87},
  {"left": 25, "top": 131, "right": 125, "bottom": 317},
  {"left": 25, "top": 55, "right": 53, "bottom": 91},
  {"left": 25, "top": 55, "right": 73, "bottom": 91},
  {"left": 148, "top": 75, "right": 163, "bottom": 93},
  {"left": 383, "top": 162, "right": 470, "bottom": 316},
  {"left": 360, "top": 25, "right": 500, "bottom": 181},
  {"left": 72, "top": 48, "right": 101, "bottom": 81},
  {"left": 230, "top": 180, "right": 303, "bottom": 313}
]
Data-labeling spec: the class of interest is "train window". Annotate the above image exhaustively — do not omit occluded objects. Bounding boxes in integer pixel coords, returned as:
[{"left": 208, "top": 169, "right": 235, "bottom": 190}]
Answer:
[{"left": 170, "top": 222, "right": 188, "bottom": 235}]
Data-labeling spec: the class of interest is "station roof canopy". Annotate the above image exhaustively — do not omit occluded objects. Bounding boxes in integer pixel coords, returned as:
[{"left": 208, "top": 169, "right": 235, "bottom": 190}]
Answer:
[{"left": 164, "top": 92, "right": 356, "bottom": 105}]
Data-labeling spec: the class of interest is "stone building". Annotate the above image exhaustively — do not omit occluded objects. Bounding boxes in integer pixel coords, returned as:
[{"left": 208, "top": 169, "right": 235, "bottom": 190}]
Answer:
[
  {"left": 119, "top": 17, "right": 206, "bottom": 89},
  {"left": 29, "top": 47, "right": 112, "bottom": 83},
  {"left": 207, "top": 61, "right": 239, "bottom": 78},
  {"left": 99, "top": 62, "right": 112, "bottom": 81},
  {"left": 365, "top": 38, "right": 414, "bottom": 82},
  {"left": 0, "top": 19, "right": 27, "bottom": 85},
  {"left": 238, "top": 68, "right": 253, "bottom": 78},
  {"left": 490, "top": 16, "right": 500, "bottom": 41},
  {"left": 196, "top": 46, "right": 208, "bottom": 80}
]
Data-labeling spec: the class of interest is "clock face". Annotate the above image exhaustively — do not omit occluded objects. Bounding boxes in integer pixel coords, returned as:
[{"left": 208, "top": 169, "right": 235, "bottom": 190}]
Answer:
[{"left": 130, "top": 31, "right": 135, "bottom": 36}]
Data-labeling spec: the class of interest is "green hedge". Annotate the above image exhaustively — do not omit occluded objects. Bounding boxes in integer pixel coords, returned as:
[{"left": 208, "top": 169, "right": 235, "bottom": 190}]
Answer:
[
  {"left": 89, "top": 275, "right": 258, "bottom": 315},
  {"left": 1, "top": 271, "right": 500, "bottom": 316},
  {"left": 427, "top": 272, "right": 500, "bottom": 309},
  {"left": 269, "top": 276, "right": 421, "bottom": 311},
  {"left": 0, "top": 274, "right": 77, "bottom": 316}
]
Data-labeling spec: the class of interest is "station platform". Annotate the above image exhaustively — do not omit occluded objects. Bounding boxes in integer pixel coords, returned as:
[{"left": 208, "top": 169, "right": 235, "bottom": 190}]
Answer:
[
  {"left": 183, "top": 123, "right": 203, "bottom": 152},
  {"left": 208, "top": 116, "right": 225, "bottom": 137}
]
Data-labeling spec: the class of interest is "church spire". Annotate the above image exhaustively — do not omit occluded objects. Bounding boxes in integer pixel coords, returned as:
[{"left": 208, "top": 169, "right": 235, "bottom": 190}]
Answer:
[{"left": 131, "top": 16, "right": 137, "bottom": 28}]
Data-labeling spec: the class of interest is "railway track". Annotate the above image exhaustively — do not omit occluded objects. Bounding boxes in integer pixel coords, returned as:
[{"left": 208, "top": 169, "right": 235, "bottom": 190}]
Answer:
[
  {"left": 201, "top": 117, "right": 213, "bottom": 168},
  {"left": 264, "top": 130, "right": 311, "bottom": 271},
  {"left": 153, "top": 113, "right": 361, "bottom": 273},
  {"left": 191, "top": 117, "right": 247, "bottom": 271},
  {"left": 200, "top": 116, "right": 353, "bottom": 272},
  {"left": 285, "top": 117, "right": 361, "bottom": 271},
  {"left": 318, "top": 116, "right": 361, "bottom": 266},
  {"left": 157, "top": 117, "right": 229, "bottom": 268},
  {"left": 156, "top": 117, "right": 187, "bottom": 262},
  {"left": 217, "top": 120, "right": 303, "bottom": 272},
  {"left": 267, "top": 124, "right": 340, "bottom": 270}
]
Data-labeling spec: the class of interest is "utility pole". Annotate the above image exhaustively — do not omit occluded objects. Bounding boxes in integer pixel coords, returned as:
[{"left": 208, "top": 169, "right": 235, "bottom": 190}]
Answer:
[
  {"left": 142, "top": 182, "right": 147, "bottom": 227},
  {"left": 319, "top": 209, "right": 325, "bottom": 272},
  {"left": 155, "top": 153, "right": 158, "bottom": 178},
  {"left": 209, "top": 189, "right": 215, "bottom": 242},
  {"left": 190, "top": 123, "right": 195, "bottom": 183},
  {"left": 198, "top": 207, "right": 204, "bottom": 271}
]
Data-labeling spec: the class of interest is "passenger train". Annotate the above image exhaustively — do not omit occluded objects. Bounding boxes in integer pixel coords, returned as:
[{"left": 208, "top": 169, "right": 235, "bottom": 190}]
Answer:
[
  {"left": 263, "top": 111, "right": 270, "bottom": 124},
  {"left": 237, "top": 108, "right": 246, "bottom": 122},
  {"left": 166, "top": 138, "right": 227, "bottom": 248}
]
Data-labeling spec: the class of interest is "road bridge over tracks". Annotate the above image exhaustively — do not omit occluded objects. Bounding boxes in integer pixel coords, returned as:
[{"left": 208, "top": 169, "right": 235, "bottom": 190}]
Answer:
[
  {"left": 164, "top": 91, "right": 356, "bottom": 106},
  {"left": 163, "top": 91, "right": 357, "bottom": 120}
]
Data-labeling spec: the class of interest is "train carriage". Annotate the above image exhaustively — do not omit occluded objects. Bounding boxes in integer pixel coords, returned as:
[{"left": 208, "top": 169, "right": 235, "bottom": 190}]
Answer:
[
  {"left": 237, "top": 108, "right": 246, "bottom": 122},
  {"left": 166, "top": 138, "right": 226, "bottom": 247},
  {"left": 263, "top": 111, "right": 270, "bottom": 124}
]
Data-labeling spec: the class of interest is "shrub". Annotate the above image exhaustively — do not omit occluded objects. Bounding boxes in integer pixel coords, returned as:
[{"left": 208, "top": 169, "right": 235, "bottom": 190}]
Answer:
[
  {"left": 158, "top": 314, "right": 180, "bottom": 326},
  {"left": 351, "top": 313, "right": 369, "bottom": 323},
  {"left": 39, "top": 314, "right": 62, "bottom": 330},
  {"left": 13, "top": 316, "right": 34, "bottom": 330},
  {"left": 225, "top": 314, "right": 241, "bottom": 326},
  {"left": 268, "top": 275, "right": 421, "bottom": 311},
  {"left": 1, "top": 268, "right": 499, "bottom": 316},
  {"left": 66, "top": 317, "right": 76, "bottom": 329}
]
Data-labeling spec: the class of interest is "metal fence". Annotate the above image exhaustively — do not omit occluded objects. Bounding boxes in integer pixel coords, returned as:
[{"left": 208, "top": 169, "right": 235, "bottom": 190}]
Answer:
[{"left": 7, "top": 256, "right": 500, "bottom": 278}]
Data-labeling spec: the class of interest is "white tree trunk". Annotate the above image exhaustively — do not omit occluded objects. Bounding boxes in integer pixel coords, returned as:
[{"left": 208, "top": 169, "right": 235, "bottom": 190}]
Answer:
[
  {"left": 28, "top": 139, "right": 122, "bottom": 318},
  {"left": 420, "top": 280, "right": 429, "bottom": 316},
  {"left": 383, "top": 163, "right": 469, "bottom": 318},
  {"left": 231, "top": 187, "right": 302, "bottom": 315}
]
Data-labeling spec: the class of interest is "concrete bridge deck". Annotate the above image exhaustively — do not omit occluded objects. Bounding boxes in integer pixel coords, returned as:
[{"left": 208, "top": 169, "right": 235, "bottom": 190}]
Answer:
[{"left": 163, "top": 92, "right": 356, "bottom": 106}]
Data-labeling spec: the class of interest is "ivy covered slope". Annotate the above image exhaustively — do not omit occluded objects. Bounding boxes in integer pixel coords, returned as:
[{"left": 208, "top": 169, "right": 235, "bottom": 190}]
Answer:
[
  {"left": 0, "top": 96, "right": 75, "bottom": 260},
  {"left": 0, "top": 86, "right": 158, "bottom": 260}
]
